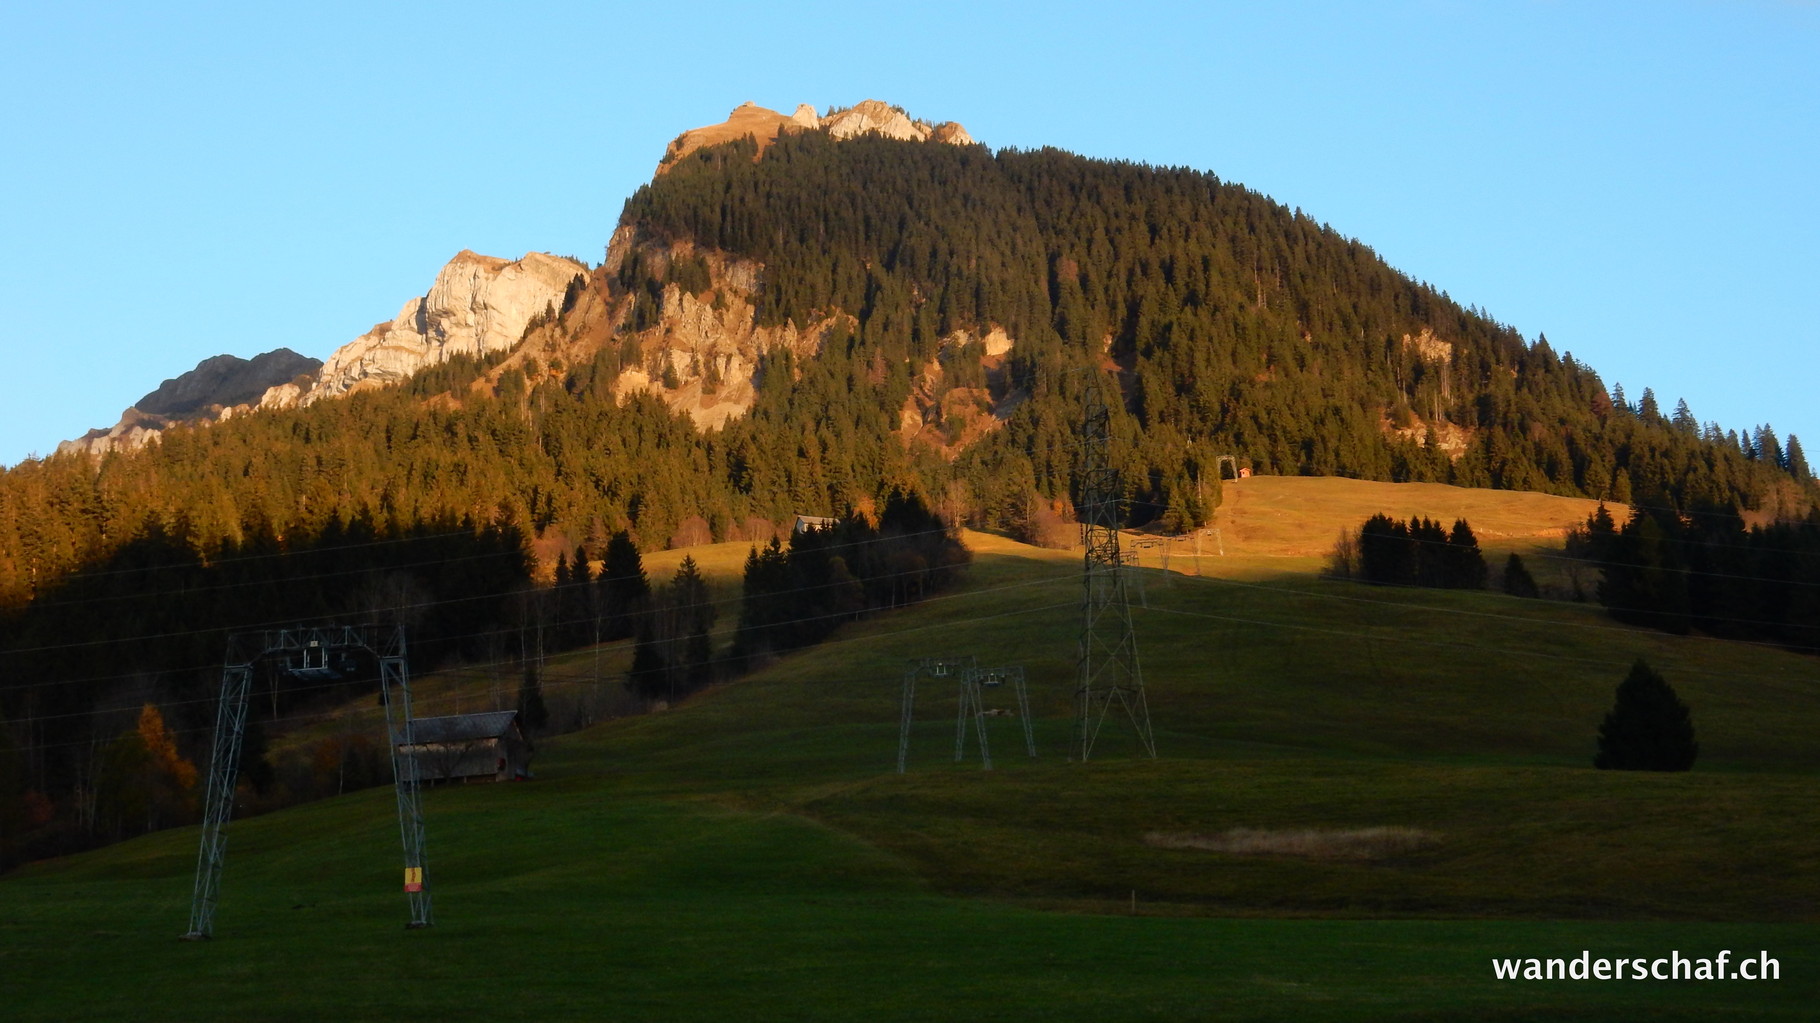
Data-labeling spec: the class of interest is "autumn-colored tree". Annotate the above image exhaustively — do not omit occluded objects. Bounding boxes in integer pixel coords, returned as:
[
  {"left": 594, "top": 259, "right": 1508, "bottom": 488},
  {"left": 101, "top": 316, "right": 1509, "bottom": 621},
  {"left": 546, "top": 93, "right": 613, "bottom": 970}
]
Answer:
[{"left": 94, "top": 704, "right": 198, "bottom": 838}]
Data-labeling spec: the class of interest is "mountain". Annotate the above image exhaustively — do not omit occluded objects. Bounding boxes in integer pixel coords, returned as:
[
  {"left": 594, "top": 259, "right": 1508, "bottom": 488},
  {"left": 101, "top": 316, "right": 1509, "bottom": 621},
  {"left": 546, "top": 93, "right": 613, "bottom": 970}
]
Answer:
[
  {"left": 7, "top": 99, "right": 1816, "bottom": 597},
  {"left": 53, "top": 101, "right": 965, "bottom": 458},
  {"left": 56, "top": 348, "right": 320, "bottom": 458}
]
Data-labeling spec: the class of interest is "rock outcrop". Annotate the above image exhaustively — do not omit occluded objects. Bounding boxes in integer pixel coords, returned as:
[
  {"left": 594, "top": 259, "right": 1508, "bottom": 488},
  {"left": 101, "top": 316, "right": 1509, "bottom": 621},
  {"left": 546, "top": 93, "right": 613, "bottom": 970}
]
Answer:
[
  {"left": 57, "top": 251, "right": 584, "bottom": 456},
  {"left": 656, "top": 99, "right": 975, "bottom": 174},
  {"left": 821, "top": 99, "right": 970, "bottom": 145},
  {"left": 566, "top": 234, "right": 1018, "bottom": 445},
  {"left": 138, "top": 349, "right": 321, "bottom": 417},
  {"left": 557, "top": 238, "right": 837, "bottom": 431},
  {"left": 1401, "top": 327, "right": 1454, "bottom": 364},
  {"left": 58, "top": 409, "right": 179, "bottom": 459},
  {"left": 281, "top": 250, "right": 586, "bottom": 406},
  {"left": 58, "top": 349, "right": 321, "bottom": 458}
]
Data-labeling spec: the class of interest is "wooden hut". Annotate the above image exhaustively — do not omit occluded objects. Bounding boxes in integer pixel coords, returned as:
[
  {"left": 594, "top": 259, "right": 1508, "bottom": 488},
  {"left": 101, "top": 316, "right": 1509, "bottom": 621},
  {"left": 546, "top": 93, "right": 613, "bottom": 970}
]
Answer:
[
  {"left": 399, "top": 710, "right": 531, "bottom": 783},
  {"left": 793, "top": 514, "right": 838, "bottom": 535}
]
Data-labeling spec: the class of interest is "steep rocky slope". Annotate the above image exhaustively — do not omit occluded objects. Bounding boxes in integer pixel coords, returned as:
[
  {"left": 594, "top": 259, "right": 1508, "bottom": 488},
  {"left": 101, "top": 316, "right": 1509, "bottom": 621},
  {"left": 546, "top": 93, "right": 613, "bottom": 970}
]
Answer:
[
  {"left": 263, "top": 250, "right": 587, "bottom": 408},
  {"left": 57, "top": 349, "right": 320, "bottom": 457},
  {"left": 56, "top": 252, "right": 585, "bottom": 456},
  {"left": 504, "top": 229, "right": 1018, "bottom": 449}
]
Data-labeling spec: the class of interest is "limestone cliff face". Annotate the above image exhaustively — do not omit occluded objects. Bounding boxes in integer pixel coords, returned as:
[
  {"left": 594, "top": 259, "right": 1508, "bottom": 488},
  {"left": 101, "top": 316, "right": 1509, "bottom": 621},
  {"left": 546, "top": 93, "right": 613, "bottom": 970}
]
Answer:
[
  {"left": 524, "top": 232, "right": 1019, "bottom": 448},
  {"left": 821, "top": 99, "right": 971, "bottom": 146},
  {"left": 657, "top": 99, "right": 974, "bottom": 174},
  {"left": 523, "top": 236, "right": 837, "bottom": 431},
  {"left": 57, "top": 408, "right": 183, "bottom": 459},
  {"left": 57, "top": 252, "right": 584, "bottom": 457},
  {"left": 276, "top": 250, "right": 586, "bottom": 407}
]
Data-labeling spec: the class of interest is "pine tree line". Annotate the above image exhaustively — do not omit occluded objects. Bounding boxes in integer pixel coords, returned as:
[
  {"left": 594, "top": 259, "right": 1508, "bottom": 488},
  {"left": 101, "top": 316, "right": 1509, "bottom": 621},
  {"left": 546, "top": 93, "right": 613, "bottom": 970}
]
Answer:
[
  {"left": 1573, "top": 503, "right": 1820, "bottom": 648},
  {"left": 1347, "top": 514, "right": 1488, "bottom": 589}
]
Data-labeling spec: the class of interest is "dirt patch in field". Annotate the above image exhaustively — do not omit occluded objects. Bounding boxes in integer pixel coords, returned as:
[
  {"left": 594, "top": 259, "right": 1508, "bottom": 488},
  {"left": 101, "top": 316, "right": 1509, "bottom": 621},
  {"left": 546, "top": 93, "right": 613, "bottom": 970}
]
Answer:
[{"left": 1144, "top": 827, "right": 1439, "bottom": 861}]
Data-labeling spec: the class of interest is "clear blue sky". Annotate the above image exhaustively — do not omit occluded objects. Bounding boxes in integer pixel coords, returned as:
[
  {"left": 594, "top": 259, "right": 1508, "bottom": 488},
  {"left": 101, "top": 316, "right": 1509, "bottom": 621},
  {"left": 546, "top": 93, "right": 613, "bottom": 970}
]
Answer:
[{"left": 3, "top": 1, "right": 1815, "bottom": 469}]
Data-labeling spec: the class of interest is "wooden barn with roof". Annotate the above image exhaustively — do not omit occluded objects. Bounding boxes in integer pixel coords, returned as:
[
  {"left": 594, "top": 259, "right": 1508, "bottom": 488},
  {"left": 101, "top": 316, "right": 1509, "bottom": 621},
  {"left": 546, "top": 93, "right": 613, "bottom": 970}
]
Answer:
[
  {"left": 793, "top": 514, "right": 838, "bottom": 535},
  {"left": 398, "top": 710, "right": 532, "bottom": 783}
]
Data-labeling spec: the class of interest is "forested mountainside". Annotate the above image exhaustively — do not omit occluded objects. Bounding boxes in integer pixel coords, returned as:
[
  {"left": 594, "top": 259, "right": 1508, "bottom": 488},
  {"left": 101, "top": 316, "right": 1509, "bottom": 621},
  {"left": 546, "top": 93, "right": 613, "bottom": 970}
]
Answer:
[
  {"left": 627, "top": 132, "right": 1812, "bottom": 518},
  {"left": 3, "top": 130, "right": 1812, "bottom": 605}
]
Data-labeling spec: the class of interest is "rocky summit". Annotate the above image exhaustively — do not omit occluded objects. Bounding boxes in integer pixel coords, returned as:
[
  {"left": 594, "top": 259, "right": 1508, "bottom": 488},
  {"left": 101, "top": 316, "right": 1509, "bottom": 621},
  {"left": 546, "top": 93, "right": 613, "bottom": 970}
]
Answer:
[
  {"left": 264, "top": 250, "right": 587, "bottom": 408},
  {"left": 57, "top": 349, "right": 320, "bottom": 458},
  {"left": 657, "top": 99, "right": 973, "bottom": 173}
]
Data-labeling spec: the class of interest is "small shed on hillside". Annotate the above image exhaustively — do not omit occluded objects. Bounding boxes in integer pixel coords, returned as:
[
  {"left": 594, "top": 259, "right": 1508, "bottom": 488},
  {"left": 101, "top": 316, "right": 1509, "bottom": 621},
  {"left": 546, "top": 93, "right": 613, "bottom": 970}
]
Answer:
[
  {"left": 793, "top": 514, "right": 838, "bottom": 535},
  {"left": 399, "top": 710, "right": 532, "bottom": 783}
]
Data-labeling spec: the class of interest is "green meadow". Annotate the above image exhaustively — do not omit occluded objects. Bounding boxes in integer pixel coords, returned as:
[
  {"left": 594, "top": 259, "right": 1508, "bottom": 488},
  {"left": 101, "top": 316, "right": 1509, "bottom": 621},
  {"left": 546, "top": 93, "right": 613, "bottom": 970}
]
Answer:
[{"left": 4, "top": 508, "right": 1817, "bottom": 1019}]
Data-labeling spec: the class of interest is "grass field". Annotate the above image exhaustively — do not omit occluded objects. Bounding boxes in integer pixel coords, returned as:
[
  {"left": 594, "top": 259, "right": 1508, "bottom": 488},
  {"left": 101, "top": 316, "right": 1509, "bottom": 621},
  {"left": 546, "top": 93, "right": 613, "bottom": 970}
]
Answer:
[{"left": 3, "top": 479, "right": 1815, "bottom": 1019}]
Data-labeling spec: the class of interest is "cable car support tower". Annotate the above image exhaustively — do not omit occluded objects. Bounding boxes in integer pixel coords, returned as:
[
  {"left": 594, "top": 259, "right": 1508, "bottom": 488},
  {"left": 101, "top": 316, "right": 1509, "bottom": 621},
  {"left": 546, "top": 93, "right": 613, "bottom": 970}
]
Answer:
[
  {"left": 184, "top": 624, "right": 430, "bottom": 939},
  {"left": 897, "top": 657, "right": 1036, "bottom": 772}
]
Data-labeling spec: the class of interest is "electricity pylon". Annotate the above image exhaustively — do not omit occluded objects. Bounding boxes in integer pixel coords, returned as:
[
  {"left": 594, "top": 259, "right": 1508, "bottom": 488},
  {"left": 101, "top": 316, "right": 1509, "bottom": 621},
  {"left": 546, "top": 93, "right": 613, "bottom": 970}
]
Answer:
[{"left": 376, "top": 625, "right": 431, "bottom": 929}]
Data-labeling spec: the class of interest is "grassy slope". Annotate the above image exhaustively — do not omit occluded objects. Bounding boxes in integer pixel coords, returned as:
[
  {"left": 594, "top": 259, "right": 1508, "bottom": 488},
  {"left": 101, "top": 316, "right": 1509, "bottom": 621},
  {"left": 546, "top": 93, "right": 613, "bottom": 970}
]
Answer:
[
  {"left": 1210, "top": 476, "right": 1610, "bottom": 558},
  {"left": 4, "top": 479, "right": 1816, "bottom": 1019}
]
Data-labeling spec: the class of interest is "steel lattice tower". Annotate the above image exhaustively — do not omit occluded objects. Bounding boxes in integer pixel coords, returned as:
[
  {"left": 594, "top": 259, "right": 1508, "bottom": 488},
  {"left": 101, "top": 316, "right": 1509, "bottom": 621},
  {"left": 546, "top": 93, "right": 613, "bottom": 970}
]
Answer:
[
  {"left": 184, "top": 635, "right": 256, "bottom": 939},
  {"left": 184, "top": 625, "right": 431, "bottom": 938},
  {"left": 898, "top": 656, "right": 984, "bottom": 772},
  {"left": 1075, "top": 382, "right": 1156, "bottom": 761},
  {"left": 377, "top": 626, "right": 432, "bottom": 929},
  {"left": 897, "top": 657, "right": 1038, "bottom": 772}
]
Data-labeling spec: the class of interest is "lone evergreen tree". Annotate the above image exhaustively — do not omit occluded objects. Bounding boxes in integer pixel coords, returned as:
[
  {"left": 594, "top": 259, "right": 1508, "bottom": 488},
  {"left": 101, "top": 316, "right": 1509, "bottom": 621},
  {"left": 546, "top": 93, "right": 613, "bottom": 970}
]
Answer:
[
  {"left": 664, "top": 555, "right": 716, "bottom": 694},
  {"left": 626, "top": 624, "right": 668, "bottom": 703},
  {"left": 1502, "top": 552, "right": 1540, "bottom": 599},
  {"left": 1594, "top": 659, "right": 1697, "bottom": 771}
]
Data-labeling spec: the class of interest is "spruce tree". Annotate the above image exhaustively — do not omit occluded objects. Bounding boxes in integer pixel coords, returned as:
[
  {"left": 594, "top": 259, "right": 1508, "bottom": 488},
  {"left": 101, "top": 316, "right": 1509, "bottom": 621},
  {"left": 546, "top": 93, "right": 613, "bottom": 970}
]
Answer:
[
  {"left": 666, "top": 556, "right": 715, "bottom": 694},
  {"left": 1671, "top": 398, "right": 1697, "bottom": 435},
  {"left": 598, "top": 531, "right": 650, "bottom": 640},
  {"left": 1786, "top": 434, "right": 1810, "bottom": 481},
  {"left": 1501, "top": 552, "right": 1540, "bottom": 599},
  {"left": 1442, "top": 518, "right": 1487, "bottom": 589},
  {"left": 1594, "top": 658, "right": 1698, "bottom": 771},
  {"left": 626, "top": 623, "right": 668, "bottom": 703}
]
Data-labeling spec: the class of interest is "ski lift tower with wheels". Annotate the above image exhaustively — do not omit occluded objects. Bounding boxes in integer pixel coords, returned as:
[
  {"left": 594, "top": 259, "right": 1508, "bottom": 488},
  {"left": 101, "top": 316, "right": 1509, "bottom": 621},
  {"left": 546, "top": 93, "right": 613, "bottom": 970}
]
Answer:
[
  {"left": 978, "top": 665, "right": 1038, "bottom": 761},
  {"left": 183, "top": 624, "right": 430, "bottom": 939},
  {"left": 898, "top": 656, "right": 987, "bottom": 772}
]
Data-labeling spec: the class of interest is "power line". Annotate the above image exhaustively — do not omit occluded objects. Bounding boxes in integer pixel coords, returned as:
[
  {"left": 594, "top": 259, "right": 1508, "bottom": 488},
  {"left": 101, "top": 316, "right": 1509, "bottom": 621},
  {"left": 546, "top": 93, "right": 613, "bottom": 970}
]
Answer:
[{"left": 0, "top": 547, "right": 1066, "bottom": 700}]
